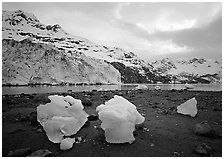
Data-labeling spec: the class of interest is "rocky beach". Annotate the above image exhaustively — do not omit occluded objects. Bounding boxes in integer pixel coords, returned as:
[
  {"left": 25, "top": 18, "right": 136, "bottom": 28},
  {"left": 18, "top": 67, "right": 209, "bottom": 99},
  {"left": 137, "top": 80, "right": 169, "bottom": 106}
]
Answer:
[{"left": 2, "top": 89, "right": 222, "bottom": 157}]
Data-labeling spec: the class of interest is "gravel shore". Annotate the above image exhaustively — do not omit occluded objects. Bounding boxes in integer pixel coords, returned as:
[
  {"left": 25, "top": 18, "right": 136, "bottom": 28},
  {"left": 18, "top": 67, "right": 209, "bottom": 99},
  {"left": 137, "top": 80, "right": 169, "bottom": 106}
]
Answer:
[{"left": 2, "top": 89, "right": 222, "bottom": 157}]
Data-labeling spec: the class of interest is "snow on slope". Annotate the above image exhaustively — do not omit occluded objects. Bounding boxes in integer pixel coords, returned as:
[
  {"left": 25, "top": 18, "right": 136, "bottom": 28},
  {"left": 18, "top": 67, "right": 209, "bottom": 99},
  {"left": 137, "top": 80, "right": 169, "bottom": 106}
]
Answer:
[
  {"left": 2, "top": 10, "right": 122, "bottom": 85},
  {"left": 2, "top": 10, "right": 146, "bottom": 68},
  {"left": 170, "top": 58, "right": 221, "bottom": 76},
  {"left": 149, "top": 58, "right": 222, "bottom": 83},
  {"left": 3, "top": 10, "right": 221, "bottom": 84},
  {"left": 2, "top": 10, "right": 148, "bottom": 79}
]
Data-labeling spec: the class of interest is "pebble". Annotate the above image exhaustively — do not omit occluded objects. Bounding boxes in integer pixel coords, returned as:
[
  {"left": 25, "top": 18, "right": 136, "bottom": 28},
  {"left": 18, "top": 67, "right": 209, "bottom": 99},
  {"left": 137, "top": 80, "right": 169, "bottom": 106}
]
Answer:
[
  {"left": 88, "top": 114, "right": 99, "bottom": 121},
  {"left": 81, "top": 98, "right": 92, "bottom": 107},
  {"left": 194, "top": 143, "right": 213, "bottom": 156},
  {"left": 77, "top": 137, "right": 82, "bottom": 142},
  {"left": 150, "top": 143, "right": 155, "bottom": 147},
  {"left": 172, "top": 151, "right": 180, "bottom": 157},
  {"left": 143, "top": 127, "right": 150, "bottom": 132},
  {"left": 36, "top": 128, "right": 43, "bottom": 133},
  {"left": 193, "top": 121, "right": 213, "bottom": 137}
]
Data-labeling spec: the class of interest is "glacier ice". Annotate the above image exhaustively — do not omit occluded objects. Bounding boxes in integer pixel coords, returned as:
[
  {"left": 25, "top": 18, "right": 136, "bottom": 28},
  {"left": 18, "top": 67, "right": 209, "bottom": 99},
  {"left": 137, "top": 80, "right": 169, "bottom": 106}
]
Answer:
[
  {"left": 37, "top": 95, "right": 88, "bottom": 147},
  {"left": 96, "top": 95, "right": 145, "bottom": 144},
  {"left": 177, "top": 97, "right": 197, "bottom": 117}
]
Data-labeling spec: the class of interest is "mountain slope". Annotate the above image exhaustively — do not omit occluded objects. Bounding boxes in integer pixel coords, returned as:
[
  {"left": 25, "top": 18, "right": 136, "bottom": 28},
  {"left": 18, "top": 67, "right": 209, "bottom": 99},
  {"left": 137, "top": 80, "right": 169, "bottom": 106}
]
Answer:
[
  {"left": 2, "top": 39, "right": 121, "bottom": 85},
  {"left": 2, "top": 10, "right": 157, "bottom": 84},
  {"left": 149, "top": 58, "right": 222, "bottom": 83},
  {"left": 2, "top": 10, "right": 221, "bottom": 85}
]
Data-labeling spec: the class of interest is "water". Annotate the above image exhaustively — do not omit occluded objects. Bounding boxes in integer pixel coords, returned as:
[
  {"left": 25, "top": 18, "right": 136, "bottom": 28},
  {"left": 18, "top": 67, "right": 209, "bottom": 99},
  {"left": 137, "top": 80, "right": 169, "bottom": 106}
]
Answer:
[{"left": 2, "top": 83, "right": 222, "bottom": 95}]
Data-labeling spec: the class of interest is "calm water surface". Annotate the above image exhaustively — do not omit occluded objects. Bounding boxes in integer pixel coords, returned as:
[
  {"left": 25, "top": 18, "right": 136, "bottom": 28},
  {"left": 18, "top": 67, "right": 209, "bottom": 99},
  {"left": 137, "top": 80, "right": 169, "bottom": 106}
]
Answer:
[{"left": 2, "top": 83, "right": 222, "bottom": 95}]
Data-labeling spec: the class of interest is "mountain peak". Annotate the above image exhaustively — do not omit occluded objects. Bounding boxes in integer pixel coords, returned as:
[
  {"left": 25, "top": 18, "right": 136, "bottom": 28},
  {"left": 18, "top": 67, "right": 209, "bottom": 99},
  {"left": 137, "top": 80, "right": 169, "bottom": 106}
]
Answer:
[{"left": 3, "top": 10, "right": 40, "bottom": 25}]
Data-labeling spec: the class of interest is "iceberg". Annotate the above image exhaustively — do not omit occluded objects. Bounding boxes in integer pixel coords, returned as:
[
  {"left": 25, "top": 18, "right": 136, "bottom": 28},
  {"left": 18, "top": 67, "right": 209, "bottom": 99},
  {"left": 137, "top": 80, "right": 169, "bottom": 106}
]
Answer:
[
  {"left": 96, "top": 95, "right": 145, "bottom": 144},
  {"left": 136, "top": 84, "right": 148, "bottom": 90},
  {"left": 185, "top": 83, "right": 194, "bottom": 89},
  {"left": 37, "top": 95, "right": 88, "bottom": 147},
  {"left": 177, "top": 97, "right": 197, "bottom": 117},
  {"left": 155, "top": 85, "right": 161, "bottom": 90}
]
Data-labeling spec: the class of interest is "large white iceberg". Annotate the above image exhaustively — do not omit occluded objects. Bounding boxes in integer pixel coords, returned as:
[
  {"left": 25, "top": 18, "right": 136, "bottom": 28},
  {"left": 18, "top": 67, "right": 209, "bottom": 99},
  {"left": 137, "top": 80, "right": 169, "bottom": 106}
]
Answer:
[
  {"left": 177, "top": 97, "right": 197, "bottom": 117},
  {"left": 96, "top": 95, "right": 145, "bottom": 144},
  {"left": 37, "top": 95, "right": 88, "bottom": 148}
]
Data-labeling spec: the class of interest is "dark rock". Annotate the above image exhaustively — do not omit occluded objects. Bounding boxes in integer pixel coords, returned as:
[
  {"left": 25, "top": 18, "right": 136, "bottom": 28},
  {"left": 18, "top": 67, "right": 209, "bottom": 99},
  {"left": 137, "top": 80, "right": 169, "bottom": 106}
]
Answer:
[
  {"left": 27, "top": 94, "right": 35, "bottom": 99},
  {"left": 29, "top": 113, "right": 39, "bottom": 127},
  {"left": 133, "top": 130, "right": 137, "bottom": 136},
  {"left": 135, "top": 123, "right": 144, "bottom": 130},
  {"left": 194, "top": 143, "right": 213, "bottom": 156},
  {"left": 27, "top": 149, "right": 52, "bottom": 157},
  {"left": 83, "top": 120, "right": 90, "bottom": 127},
  {"left": 88, "top": 114, "right": 99, "bottom": 121},
  {"left": 170, "top": 106, "right": 177, "bottom": 111},
  {"left": 193, "top": 121, "right": 213, "bottom": 137},
  {"left": 20, "top": 93, "right": 26, "bottom": 97},
  {"left": 92, "top": 89, "right": 97, "bottom": 92},
  {"left": 213, "top": 107, "right": 221, "bottom": 111},
  {"left": 87, "top": 92, "right": 94, "bottom": 96},
  {"left": 152, "top": 105, "right": 159, "bottom": 109},
  {"left": 82, "top": 98, "right": 92, "bottom": 107},
  {"left": 8, "top": 148, "right": 32, "bottom": 157},
  {"left": 103, "top": 95, "right": 110, "bottom": 100}
]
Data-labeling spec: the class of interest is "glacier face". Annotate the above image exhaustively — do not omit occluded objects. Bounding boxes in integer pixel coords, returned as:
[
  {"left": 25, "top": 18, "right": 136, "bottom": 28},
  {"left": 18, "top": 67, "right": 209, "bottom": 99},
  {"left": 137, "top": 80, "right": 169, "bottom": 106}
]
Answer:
[{"left": 2, "top": 39, "right": 121, "bottom": 85}]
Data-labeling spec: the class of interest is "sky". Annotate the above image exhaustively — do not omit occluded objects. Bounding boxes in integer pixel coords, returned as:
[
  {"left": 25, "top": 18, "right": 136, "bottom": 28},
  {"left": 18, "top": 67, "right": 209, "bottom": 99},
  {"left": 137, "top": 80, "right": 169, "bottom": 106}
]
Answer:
[{"left": 2, "top": 2, "right": 222, "bottom": 61}]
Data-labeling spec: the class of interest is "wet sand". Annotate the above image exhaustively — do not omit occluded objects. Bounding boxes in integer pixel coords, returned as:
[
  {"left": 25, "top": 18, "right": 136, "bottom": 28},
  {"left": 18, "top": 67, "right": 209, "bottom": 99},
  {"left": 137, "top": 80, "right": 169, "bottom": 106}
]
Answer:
[{"left": 2, "top": 89, "right": 222, "bottom": 157}]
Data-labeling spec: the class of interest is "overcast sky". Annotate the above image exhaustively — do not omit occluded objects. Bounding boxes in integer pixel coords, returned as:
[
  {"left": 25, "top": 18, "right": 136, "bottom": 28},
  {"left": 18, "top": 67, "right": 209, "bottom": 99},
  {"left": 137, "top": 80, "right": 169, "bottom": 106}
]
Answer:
[{"left": 2, "top": 2, "right": 222, "bottom": 61}]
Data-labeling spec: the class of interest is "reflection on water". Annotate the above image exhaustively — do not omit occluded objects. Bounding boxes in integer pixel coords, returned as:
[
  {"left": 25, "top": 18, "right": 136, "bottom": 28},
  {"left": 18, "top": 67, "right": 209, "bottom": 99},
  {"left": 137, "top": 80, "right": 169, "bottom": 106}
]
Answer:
[{"left": 2, "top": 83, "right": 222, "bottom": 95}]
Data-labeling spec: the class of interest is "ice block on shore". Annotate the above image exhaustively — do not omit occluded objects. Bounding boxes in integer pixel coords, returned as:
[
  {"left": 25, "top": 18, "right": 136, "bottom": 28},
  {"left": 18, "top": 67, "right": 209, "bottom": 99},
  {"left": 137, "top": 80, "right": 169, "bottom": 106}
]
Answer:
[
  {"left": 37, "top": 95, "right": 88, "bottom": 149},
  {"left": 96, "top": 95, "right": 145, "bottom": 144},
  {"left": 177, "top": 97, "right": 197, "bottom": 117}
]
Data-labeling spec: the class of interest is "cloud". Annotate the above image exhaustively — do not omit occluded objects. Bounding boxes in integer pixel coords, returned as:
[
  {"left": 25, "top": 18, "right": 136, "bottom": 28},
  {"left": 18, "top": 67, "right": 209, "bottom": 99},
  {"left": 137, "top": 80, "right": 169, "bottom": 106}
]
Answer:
[
  {"left": 2, "top": 2, "right": 222, "bottom": 61},
  {"left": 151, "top": 15, "right": 222, "bottom": 50}
]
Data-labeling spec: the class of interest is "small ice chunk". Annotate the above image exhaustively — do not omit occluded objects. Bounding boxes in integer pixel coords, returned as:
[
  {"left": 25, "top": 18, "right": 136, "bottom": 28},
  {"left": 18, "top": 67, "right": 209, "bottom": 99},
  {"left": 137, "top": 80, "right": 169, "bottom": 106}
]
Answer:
[
  {"left": 177, "top": 97, "right": 197, "bottom": 117},
  {"left": 185, "top": 83, "right": 194, "bottom": 89},
  {"left": 96, "top": 95, "right": 145, "bottom": 144},
  {"left": 60, "top": 138, "right": 76, "bottom": 150},
  {"left": 155, "top": 86, "right": 161, "bottom": 90},
  {"left": 137, "top": 84, "right": 148, "bottom": 90},
  {"left": 37, "top": 95, "right": 88, "bottom": 143}
]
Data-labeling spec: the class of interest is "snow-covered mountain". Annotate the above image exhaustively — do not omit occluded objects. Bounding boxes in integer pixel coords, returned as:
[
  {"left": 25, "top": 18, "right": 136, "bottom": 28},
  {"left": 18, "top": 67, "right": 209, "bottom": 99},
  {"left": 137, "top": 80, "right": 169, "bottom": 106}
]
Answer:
[
  {"left": 149, "top": 58, "right": 222, "bottom": 83},
  {"left": 2, "top": 10, "right": 123, "bottom": 85},
  {"left": 2, "top": 10, "right": 221, "bottom": 85},
  {"left": 2, "top": 10, "right": 156, "bottom": 85}
]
